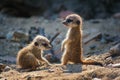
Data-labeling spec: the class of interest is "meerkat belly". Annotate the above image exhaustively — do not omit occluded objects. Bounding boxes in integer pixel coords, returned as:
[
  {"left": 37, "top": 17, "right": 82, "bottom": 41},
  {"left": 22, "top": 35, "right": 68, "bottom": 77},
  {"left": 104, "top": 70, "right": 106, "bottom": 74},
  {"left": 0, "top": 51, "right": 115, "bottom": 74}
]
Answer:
[{"left": 67, "top": 41, "right": 81, "bottom": 62}]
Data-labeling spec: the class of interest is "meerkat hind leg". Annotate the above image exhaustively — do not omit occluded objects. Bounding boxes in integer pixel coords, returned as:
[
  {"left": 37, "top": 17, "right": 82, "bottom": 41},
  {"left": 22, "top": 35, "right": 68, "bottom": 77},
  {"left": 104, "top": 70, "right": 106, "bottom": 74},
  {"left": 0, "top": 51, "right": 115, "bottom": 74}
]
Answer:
[{"left": 21, "top": 53, "right": 40, "bottom": 70}]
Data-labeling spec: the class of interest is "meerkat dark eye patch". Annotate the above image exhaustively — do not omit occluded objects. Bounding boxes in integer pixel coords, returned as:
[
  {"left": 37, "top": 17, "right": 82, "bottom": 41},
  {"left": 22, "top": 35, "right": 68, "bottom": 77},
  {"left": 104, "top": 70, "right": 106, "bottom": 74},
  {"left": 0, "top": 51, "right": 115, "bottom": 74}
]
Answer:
[
  {"left": 34, "top": 42, "right": 39, "bottom": 46},
  {"left": 76, "top": 20, "right": 80, "bottom": 25},
  {"left": 66, "top": 19, "right": 73, "bottom": 23},
  {"left": 42, "top": 43, "right": 48, "bottom": 47}
]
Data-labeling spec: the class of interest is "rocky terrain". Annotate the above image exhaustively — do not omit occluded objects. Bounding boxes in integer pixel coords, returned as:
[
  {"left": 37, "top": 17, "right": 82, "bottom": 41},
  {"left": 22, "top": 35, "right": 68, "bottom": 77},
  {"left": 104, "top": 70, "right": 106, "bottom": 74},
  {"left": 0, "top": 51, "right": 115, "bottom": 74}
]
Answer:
[
  {"left": 0, "top": 12, "right": 120, "bottom": 80},
  {"left": 0, "top": 1, "right": 120, "bottom": 80}
]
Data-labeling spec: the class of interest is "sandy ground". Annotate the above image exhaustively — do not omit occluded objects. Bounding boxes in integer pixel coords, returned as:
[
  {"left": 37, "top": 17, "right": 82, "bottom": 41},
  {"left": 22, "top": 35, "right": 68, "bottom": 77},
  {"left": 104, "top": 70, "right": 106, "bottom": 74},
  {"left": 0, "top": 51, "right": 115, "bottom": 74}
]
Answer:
[{"left": 1, "top": 63, "right": 120, "bottom": 80}]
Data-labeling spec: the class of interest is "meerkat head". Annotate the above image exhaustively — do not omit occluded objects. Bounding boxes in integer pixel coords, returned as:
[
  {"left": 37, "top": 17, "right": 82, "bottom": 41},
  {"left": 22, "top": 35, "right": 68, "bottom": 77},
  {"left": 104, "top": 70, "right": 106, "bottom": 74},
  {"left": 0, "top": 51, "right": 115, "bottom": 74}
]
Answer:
[
  {"left": 62, "top": 14, "right": 82, "bottom": 28},
  {"left": 33, "top": 35, "right": 52, "bottom": 50}
]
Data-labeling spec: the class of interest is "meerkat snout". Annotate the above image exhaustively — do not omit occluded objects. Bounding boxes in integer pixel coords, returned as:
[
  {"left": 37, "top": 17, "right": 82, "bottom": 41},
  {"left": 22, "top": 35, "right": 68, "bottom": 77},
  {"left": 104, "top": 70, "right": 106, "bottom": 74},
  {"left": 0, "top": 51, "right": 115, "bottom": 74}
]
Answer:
[
  {"left": 62, "top": 19, "right": 73, "bottom": 25},
  {"left": 41, "top": 42, "right": 52, "bottom": 49}
]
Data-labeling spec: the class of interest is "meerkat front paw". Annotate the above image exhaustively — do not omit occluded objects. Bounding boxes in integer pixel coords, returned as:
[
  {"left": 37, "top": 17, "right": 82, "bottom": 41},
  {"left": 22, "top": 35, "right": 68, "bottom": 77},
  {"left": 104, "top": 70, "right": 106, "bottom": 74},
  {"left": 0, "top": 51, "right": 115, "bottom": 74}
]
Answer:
[{"left": 41, "top": 61, "right": 51, "bottom": 67}]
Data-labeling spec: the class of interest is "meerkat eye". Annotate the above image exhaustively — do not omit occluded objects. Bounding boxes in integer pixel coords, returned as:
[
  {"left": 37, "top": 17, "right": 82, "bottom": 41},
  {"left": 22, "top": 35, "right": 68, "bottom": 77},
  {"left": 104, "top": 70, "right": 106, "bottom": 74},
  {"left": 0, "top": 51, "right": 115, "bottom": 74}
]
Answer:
[
  {"left": 34, "top": 42, "right": 39, "bottom": 46},
  {"left": 66, "top": 19, "right": 73, "bottom": 23},
  {"left": 42, "top": 42, "right": 48, "bottom": 47},
  {"left": 76, "top": 20, "right": 80, "bottom": 25}
]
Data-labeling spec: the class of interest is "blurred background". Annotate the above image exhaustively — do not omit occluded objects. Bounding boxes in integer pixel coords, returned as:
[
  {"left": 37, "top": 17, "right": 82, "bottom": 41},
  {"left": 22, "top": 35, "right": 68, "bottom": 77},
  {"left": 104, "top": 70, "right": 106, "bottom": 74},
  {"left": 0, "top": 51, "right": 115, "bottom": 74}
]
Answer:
[{"left": 0, "top": 0, "right": 120, "bottom": 19}]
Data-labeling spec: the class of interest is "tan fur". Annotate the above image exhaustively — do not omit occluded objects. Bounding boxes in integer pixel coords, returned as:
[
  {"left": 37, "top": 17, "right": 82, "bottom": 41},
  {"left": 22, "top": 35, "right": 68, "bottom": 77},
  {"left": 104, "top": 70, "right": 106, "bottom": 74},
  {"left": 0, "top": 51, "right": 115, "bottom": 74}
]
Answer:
[
  {"left": 17, "top": 35, "right": 52, "bottom": 70},
  {"left": 61, "top": 14, "right": 102, "bottom": 66}
]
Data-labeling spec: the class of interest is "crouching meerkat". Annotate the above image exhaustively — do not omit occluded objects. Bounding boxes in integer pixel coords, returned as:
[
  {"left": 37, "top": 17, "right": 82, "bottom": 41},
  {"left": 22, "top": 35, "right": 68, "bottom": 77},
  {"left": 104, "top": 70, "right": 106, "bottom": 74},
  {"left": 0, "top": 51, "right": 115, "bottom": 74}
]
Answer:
[
  {"left": 17, "top": 35, "right": 52, "bottom": 70},
  {"left": 61, "top": 14, "right": 103, "bottom": 66}
]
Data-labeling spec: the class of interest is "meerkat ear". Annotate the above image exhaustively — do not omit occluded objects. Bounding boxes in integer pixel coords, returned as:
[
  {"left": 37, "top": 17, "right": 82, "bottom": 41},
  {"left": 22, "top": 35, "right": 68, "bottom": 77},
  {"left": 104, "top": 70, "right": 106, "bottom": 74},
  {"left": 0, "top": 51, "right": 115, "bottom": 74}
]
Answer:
[
  {"left": 76, "top": 20, "right": 80, "bottom": 25},
  {"left": 34, "top": 42, "right": 39, "bottom": 46}
]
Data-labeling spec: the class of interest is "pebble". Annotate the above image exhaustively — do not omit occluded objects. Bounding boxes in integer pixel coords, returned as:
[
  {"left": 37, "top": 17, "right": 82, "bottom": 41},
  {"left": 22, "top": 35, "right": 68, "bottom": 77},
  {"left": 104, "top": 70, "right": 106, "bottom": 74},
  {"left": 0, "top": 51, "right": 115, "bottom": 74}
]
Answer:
[
  {"left": 90, "top": 45, "right": 96, "bottom": 50},
  {"left": 109, "top": 43, "right": 120, "bottom": 56},
  {"left": 4, "top": 66, "right": 11, "bottom": 72},
  {"left": 6, "top": 31, "right": 14, "bottom": 40},
  {"left": 65, "top": 64, "right": 82, "bottom": 73},
  {"left": 107, "top": 63, "right": 120, "bottom": 68},
  {"left": 6, "top": 30, "right": 29, "bottom": 42},
  {"left": 13, "top": 30, "right": 29, "bottom": 41},
  {"left": 113, "top": 13, "right": 120, "bottom": 19}
]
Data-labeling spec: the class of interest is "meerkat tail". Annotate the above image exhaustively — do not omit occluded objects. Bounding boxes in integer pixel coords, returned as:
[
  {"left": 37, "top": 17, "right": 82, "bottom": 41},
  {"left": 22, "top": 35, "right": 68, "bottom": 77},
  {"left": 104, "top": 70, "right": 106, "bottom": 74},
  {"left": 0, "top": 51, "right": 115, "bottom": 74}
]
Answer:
[{"left": 80, "top": 59, "right": 103, "bottom": 66}]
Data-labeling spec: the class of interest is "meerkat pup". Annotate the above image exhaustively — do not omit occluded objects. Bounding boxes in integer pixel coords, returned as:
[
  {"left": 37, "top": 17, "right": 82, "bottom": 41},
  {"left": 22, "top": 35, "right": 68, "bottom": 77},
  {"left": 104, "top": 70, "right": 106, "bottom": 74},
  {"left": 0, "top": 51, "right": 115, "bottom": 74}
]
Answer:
[
  {"left": 17, "top": 35, "right": 52, "bottom": 70},
  {"left": 61, "top": 14, "right": 103, "bottom": 66}
]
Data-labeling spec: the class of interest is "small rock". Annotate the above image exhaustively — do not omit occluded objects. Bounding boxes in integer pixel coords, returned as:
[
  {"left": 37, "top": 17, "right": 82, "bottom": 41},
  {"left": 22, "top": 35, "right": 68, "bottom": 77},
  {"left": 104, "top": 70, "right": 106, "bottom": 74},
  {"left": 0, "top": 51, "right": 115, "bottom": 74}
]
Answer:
[
  {"left": 105, "top": 57, "right": 113, "bottom": 65},
  {"left": 6, "top": 31, "right": 14, "bottom": 40},
  {"left": 65, "top": 64, "right": 82, "bottom": 73},
  {"left": 90, "top": 45, "right": 96, "bottom": 50},
  {"left": 113, "top": 13, "right": 120, "bottom": 19},
  {"left": 4, "top": 66, "right": 11, "bottom": 72},
  {"left": 13, "top": 30, "right": 29, "bottom": 42},
  {"left": 6, "top": 30, "right": 29, "bottom": 42},
  {"left": 107, "top": 63, "right": 120, "bottom": 68},
  {"left": 100, "top": 36, "right": 107, "bottom": 43},
  {"left": 93, "top": 78, "right": 101, "bottom": 80},
  {"left": 109, "top": 43, "right": 120, "bottom": 56}
]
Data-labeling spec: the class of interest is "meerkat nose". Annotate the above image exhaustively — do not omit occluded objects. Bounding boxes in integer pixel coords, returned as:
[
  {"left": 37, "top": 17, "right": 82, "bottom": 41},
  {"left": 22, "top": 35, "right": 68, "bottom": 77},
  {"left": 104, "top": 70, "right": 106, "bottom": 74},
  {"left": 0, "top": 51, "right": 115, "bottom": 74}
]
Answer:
[{"left": 62, "top": 20, "right": 67, "bottom": 25}]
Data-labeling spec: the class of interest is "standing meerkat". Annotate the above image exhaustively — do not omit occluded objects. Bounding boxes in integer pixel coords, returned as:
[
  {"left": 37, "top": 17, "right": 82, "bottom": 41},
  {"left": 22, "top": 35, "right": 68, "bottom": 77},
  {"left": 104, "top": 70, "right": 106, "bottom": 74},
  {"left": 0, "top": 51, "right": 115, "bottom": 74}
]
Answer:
[
  {"left": 61, "top": 14, "right": 103, "bottom": 66},
  {"left": 17, "top": 35, "right": 52, "bottom": 70}
]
